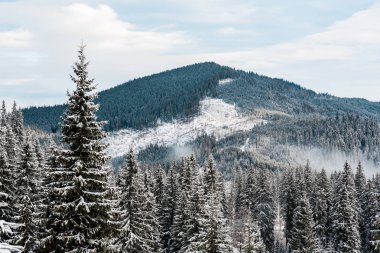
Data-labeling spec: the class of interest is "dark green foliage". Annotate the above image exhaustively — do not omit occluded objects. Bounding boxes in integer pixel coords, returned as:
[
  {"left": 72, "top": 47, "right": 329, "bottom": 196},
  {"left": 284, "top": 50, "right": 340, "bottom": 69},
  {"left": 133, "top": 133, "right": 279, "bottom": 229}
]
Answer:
[
  {"left": 23, "top": 62, "right": 236, "bottom": 132},
  {"left": 217, "top": 71, "right": 380, "bottom": 119},
  {"left": 251, "top": 113, "right": 380, "bottom": 161}
]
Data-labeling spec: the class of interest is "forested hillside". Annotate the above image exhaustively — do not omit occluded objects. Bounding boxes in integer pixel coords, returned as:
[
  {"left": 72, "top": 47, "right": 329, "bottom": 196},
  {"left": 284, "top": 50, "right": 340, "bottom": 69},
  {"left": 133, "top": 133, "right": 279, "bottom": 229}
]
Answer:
[
  {"left": 23, "top": 62, "right": 380, "bottom": 133},
  {"left": 23, "top": 62, "right": 236, "bottom": 132}
]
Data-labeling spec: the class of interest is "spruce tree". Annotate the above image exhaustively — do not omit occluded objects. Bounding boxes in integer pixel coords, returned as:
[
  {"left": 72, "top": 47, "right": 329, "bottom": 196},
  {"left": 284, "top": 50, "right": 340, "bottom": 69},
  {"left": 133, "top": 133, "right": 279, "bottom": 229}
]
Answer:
[
  {"left": 203, "top": 156, "right": 232, "bottom": 253},
  {"left": 15, "top": 141, "right": 39, "bottom": 252},
  {"left": 355, "top": 161, "right": 367, "bottom": 249},
  {"left": 362, "top": 180, "right": 379, "bottom": 253},
  {"left": 242, "top": 216, "right": 266, "bottom": 253},
  {"left": 116, "top": 149, "right": 160, "bottom": 253},
  {"left": 332, "top": 162, "right": 361, "bottom": 253},
  {"left": 254, "top": 168, "right": 275, "bottom": 251},
  {"left": 161, "top": 163, "right": 178, "bottom": 252},
  {"left": 0, "top": 134, "right": 16, "bottom": 242},
  {"left": 289, "top": 190, "right": 316, "bottom": 253},
  {"left": 313, "top": 168, "right": 331, "bottom": 247},
  {"left": 39, "top": 45, "right": 113, "bottom": 252},
  {"left": 170, "top": 191, "right": 190, "bottom": 252}
]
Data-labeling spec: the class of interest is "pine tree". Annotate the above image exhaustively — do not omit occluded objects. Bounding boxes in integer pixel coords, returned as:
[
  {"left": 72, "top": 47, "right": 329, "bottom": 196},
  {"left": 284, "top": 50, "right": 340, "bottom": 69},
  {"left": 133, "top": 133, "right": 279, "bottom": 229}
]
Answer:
[
  {"left": 141, "top": 170, "right": 162, "bottom": 252},
  {"left": 243, "top": 167, "right": 256, "bottom": 214},
  {"left": 242, "top": 216, "right": 266, "bottom": 253},
  {"left": 161, "top": 163, "right": 178, "bottom": 252},
  {"left": 170, "top": 191, "right": 190, "bottom": 253},
  {"left": 203, "top": 193, "right": 232, "bottom": 253},
  {"left": 116, "top": 149, "right": 160, "bottom": 253},
  {"left": 313, "top": 168, "right": 331, "bottom": 247},
  {"left": 234, "top": 167, "right": 246, "bottom": 219},
  {"left": 289, "top": 190, "right": 316, "bottom": 253},
  {"left": 39, "top": 45, "right": 113, "bottom": 252},
  {"left": 254, "top": 168, "right": 275, "bottom": 252},
  {"left": 181, "top": 173, "right": 207, "bottom": 253},
  {"left": 0, "top": 133, "right": 16, "bottom": 242},
  {"left": 1, "top": 101, "right": 7, "bottom": 127},
  {"left": 10, "top": 102, "right": 24, "bottom": 145},
  {"left": 281, "top": 169, "right": 297, "bottom": 246},
  {"left": 203, "top": 156, "right": 232, "bottom": 253},
  {"left": 355, "top": 161, "right": 367, "bottom": 249},
  {"left": 332, "top": 162, "right": 361, "bottom": 253},
  {"left": 362, "top": 180, "right": 379, "bottom": 253},
  {"left": 15, "top": 141, "right": 39, "bottom": 252}
]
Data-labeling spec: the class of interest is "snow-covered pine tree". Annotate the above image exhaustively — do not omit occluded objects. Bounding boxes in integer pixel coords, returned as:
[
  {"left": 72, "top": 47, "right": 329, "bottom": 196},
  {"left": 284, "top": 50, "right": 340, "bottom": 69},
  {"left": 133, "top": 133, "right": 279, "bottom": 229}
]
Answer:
[
  {"left": 203, "top": 155, "right": 232, "bottom": 253},
  {"left": 373, "top": 213, "right": 380, "bottom": 253},
  {"left": 0, "top": 131, "right": 17, "bottom": 242},
  {"left": 204, "top": 155, "right": 218, "bottom": 197},
  {"left": 313, "top": 168, "right": 331, "bottom": 247},
  {"left": 234, "top": 167, "right": 246, "bottom": 219},
  {"left": 181, "top": 171, "right": 207, "bottom": 253},
  {"left": 288, "top": 189, "right": 316, "bottom": 253},
  {"left": 10, "top": 102, "right": 24, "bottom": 145},
  {"left": 203, "top": 190, "right": 232, "bottom": 253},
  {"left": 170, "top": 190, "right": 190, "bottom": 252},
  {"left": 39, "top": 45, "right": 113, "bottom": 252},
  {"left": 141, "top": 169, "right": 162, "bottom": 252},
  {"left": 362, "top": 179, "right": 379, "bottom": 253},
  {"left": 254, "top": 168, "right": 275, "bottom": 252},
  {"left": 332, "top": 162, "right": 361, "bottom": 253},
  {"left": 0, "top": 101, "right": 7, "bottom": 127},
  {"left": 354, "top": 161, "right": 367, "bottom": 250},
  {"left": 243, "top": 167, "right": 256, "bottom": 214},
  {"left": 15, "top": 140, "right": 39, "bottom": 252},
  {"left": 116, "top": 149, "right": 160, "bottom": 253},
  {"left": 161, "top": 162, "right": 178, "bottom": 252},
  {"left": 281, "top": 169, "right": 297, "bottom": 246},
  {"left": 242, "top": 216, "right": 266, "bottom": 253}
]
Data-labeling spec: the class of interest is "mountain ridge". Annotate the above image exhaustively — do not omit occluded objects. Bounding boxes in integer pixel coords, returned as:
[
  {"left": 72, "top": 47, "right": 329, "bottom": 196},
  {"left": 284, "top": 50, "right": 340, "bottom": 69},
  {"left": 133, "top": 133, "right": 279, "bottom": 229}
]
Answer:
[{"left": 22, "top": 62, "right": 380, "bottom": 132}]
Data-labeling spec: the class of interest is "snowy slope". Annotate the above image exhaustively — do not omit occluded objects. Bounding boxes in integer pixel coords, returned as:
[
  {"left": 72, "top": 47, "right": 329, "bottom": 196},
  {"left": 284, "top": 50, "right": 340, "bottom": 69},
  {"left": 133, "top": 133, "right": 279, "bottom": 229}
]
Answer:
[{"left": 106, "top": 97, "right": 264, "bottom": 157}]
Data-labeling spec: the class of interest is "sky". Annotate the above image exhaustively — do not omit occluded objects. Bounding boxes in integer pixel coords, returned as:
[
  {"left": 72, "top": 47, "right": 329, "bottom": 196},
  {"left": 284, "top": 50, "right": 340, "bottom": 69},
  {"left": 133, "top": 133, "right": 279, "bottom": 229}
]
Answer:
[{"left": 1, "top": 0, "right": 380, "bottom": 107}]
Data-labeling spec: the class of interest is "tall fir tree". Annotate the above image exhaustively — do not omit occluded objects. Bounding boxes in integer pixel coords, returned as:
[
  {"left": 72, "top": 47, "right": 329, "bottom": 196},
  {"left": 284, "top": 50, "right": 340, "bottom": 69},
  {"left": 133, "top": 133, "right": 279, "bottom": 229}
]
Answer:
[
  {"left": 289, "top": 190, "right": 316, "bottom": 253},
  {"left": 15, "top": 140, "right": 39, "bottom": 252},
  {"left": 355, "top": 161, "right": 367, "bottom": 250},
  {"left": 116, "top": 149, "right": 160, "bottom": 253},
  {"left": 313, "top": 168, "right": 331, "bottom": 247},
  {"left": 39, "top": 45, "right": 113, "bottom": 252},
  {"left": 242, "top": 216, "right": 266, "bottom": 253},
  {"left": 161, "top": 163, "right": 178, "bottom": 252},
  {"left": 362, "top": 179, "right": 379, "bottom": 253},
  {"left": 332, "top": 162, "right": 361, "bottom": 253},
  {"left": 254, "top": 168, "right": 275, "bottom": 252}
]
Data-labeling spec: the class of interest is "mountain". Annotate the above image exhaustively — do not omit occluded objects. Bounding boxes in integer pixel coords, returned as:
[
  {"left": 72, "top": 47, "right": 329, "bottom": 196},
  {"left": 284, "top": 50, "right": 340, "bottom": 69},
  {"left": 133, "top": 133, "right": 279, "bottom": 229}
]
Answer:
[
  {"left": 23, "top": 62, "right": 380, "bottom": 133},
  {"left": 23, "top": 62, "right": 235, "bottom": 132}
]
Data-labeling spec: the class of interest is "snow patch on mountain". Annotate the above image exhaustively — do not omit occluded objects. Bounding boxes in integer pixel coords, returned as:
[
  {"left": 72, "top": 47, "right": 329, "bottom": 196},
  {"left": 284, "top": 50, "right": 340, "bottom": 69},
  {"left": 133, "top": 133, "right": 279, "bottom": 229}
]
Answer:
[
  {"left": 218, "top": 78, "right": 234, "bottom": 85},
  {"left": 106, "top": 97, "right": 264, "bottom": 157}
]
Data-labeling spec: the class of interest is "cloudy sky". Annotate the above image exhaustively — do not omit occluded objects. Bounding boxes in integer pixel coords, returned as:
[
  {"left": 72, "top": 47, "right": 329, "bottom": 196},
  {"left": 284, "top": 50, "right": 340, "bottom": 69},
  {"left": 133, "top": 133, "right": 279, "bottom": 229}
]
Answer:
[{"left": 1, "top": 0, "right": 380, "bottom": 107}]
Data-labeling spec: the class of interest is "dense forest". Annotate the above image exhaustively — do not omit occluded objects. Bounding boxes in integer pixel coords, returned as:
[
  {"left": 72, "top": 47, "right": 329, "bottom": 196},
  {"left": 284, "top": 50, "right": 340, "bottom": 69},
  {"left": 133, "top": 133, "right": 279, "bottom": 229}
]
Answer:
[
  {"left": 22, "top": 62, "right": 236, "bottom": 132},
  {"left": 2, "top": 47, "right": 380, "bottom": 253},
  {"left": 23, "top": 61, "right": 380, "bottom": 134}
]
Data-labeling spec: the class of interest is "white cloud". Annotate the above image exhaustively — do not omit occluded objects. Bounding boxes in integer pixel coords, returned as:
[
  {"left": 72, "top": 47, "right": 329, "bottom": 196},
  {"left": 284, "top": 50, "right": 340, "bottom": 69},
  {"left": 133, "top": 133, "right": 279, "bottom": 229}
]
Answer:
[
  {"left": 168, "top": 0, "right": 256, "bottom": 24},
  {"left": 1, "top": 0, "right": 380, "bottom": 106},
  {"left": 0, "top": 78, "right": 34, "bottom": 86},
  {"left": 0, "top": 29, "right": 32, "bottom": 47},
  {"left": 216, "top": 27, "right": 250, "bottom": 36}
]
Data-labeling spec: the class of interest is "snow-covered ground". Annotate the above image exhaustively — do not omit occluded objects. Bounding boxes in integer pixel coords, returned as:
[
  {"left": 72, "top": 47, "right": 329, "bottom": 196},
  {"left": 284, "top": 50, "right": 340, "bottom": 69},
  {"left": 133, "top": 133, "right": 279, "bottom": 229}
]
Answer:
[{"left": 106, "top": 97, "right": 264, "bottom": 157}]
